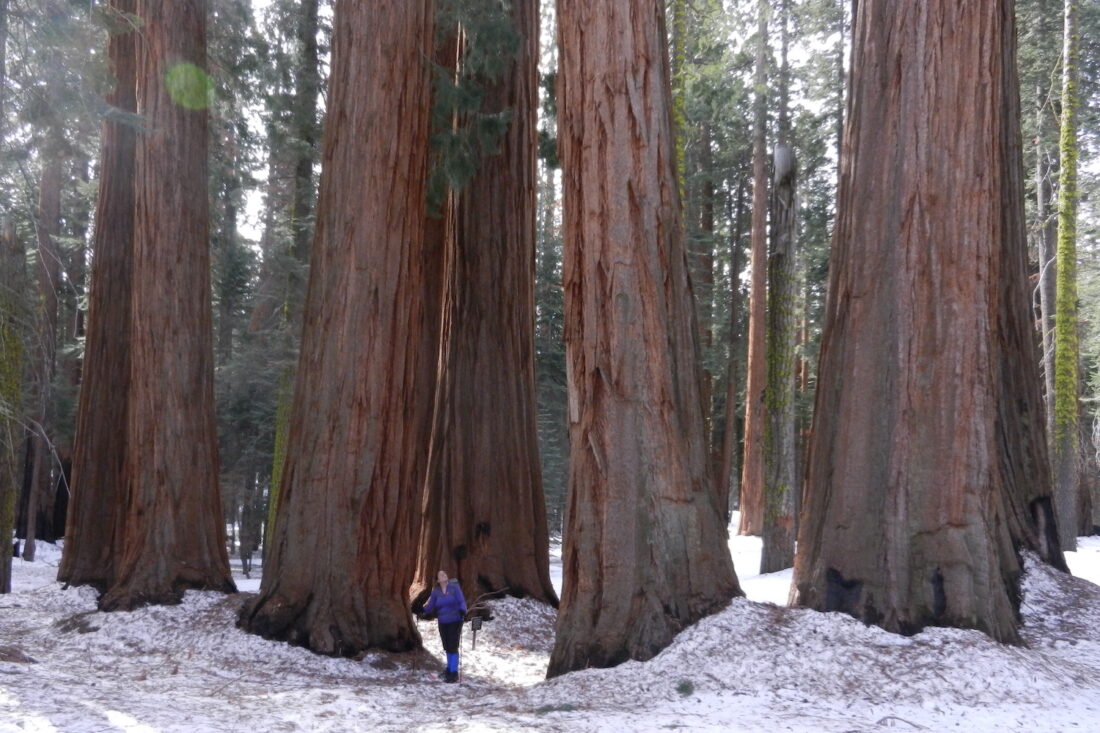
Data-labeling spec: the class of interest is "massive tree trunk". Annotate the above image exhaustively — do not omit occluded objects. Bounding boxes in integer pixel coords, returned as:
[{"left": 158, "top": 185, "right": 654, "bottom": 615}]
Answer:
[
  {"left": 58, "top": 0, "right": 138, "bottom": 591},
  {"left": 548, "top": 0, "right": 740, "bottom": 677},
  {"left": 98, "top": 0, "right": 234, "bottom": 610},
  {"left": 761, "top": 0, "right": 798, "bottom": 573},
  {"left": 793, "top": 0, "right": 1066, "bottom": 644},
  {"left": 1, "top": 220, "right": 23, "bottom": 594},
  {"left": 1052, "top": 0, "right": 1080, "bottom": 551},
  {"left": 738, "top": 0, "right": 768, "bottom": 536},
  {"left": 414, "top": 0, "right": 557, "bottom": 607},
  {"left": 238, "top": 0, "right": 436, "bottom": 656}
]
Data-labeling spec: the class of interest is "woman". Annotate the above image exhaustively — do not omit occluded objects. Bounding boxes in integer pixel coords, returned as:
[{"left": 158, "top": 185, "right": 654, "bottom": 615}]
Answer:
[{"left": 421, "top": 570, "right": 467, "bottom": 682}]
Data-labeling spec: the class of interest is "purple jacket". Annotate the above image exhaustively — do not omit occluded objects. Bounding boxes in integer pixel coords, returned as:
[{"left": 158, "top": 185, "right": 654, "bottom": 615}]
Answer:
[{"left": 423, "top": 581, "right": 467, "bottom": 624}]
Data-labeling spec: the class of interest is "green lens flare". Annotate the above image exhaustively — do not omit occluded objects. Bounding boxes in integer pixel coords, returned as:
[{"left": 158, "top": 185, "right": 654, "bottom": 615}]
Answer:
[{"left": 165, "top": 62, "right": 213, "bottom": 110}]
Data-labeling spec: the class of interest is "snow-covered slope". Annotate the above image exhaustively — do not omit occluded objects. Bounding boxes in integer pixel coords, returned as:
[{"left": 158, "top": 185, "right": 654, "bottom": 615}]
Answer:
[{"left": 2, "top": 530, "right": 1099, "bottom": 732}]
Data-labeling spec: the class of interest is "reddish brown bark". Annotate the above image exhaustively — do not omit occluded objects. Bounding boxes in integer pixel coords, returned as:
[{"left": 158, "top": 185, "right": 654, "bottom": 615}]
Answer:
[
  {"left": 738, "top": 0, "right": 768, "bottom": 537},
  {"left": 98, "top": 0, "right": 234, "bottom": 610},
  {"left": 58, "top": 0, "right": 137, "bottom": 591},
  {"left": 548, "top": 0, "right": 740, "bottom": 677},
  {"left": 238, "top": 0, "right": 436, "bottom": 656},
  {"left": 414, "top": 0, "right": 556, "bottom": 607},
  {"left": 793, "top": 0, "right": 1065, "bottom": 643}
]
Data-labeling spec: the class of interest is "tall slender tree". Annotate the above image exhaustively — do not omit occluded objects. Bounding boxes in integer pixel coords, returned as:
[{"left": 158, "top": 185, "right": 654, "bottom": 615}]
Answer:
[
  {"left": 96, "top": 0, "right": 234, "bottom": 610},
  {"left": 0, "top": 219, "right": 23, "bottom": 594},
  {"left": 761, "top": 0, "right": 798, "bottom": 573},
  {"left": 738, "top": 0, "right": 769, "bottom": 536},
  {"left": 238, "top": 0, "right": 436, "bottom": 656},
  {"left": 548, "top": 0, "right": 740, "bottom": 677},
  {"left": 58, "top": 0, "right": 138, "bottom": 591},
  {"left": 793, "top": 0, "right": 1065, "bottom": 644},
  {"left": 1036, "top": 93, "right": 1056, "bottom": 440},
  {"left": 20, "top": 151, "right": 62, "bottom": 561},
  {"left": 1052, "top": 0, "right": 1080, "bottom": 550},
  {"left": 717, "top": 177, "right": 747, "bottom": 521},
  {"left": 414, "top": 0, "right": 557, "bottom": 606}
]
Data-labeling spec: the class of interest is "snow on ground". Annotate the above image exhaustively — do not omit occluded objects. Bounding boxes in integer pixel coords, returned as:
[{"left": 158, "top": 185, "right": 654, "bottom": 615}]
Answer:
[{"left": 2, "top": 522, "right": 1099, "bottom": 732}]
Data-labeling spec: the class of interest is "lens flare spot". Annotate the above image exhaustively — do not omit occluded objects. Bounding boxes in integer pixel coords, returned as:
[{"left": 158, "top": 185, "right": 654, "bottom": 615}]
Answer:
[{"left": 165, "top": 62, "right": 213, "bottom": 110}]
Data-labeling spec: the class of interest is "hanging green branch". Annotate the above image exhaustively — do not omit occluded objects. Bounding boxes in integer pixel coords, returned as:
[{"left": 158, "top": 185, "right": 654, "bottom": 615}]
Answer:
[{"left": 427, "top": 0, "right": 519, "bottom": 213}]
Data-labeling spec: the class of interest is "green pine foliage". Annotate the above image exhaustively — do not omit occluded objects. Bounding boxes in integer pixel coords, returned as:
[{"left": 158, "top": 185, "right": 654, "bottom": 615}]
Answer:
[{"left": 427, "top": 0, "right": 520, "bottom": 213}]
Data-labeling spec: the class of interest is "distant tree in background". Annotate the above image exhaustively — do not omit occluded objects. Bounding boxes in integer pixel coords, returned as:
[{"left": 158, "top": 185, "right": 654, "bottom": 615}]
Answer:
[
  {"left": 246, "top": 0, "right": 323, "bottom": 555},
  {"left": 1, "top": 219, "right": 23, "bottom": 594}
]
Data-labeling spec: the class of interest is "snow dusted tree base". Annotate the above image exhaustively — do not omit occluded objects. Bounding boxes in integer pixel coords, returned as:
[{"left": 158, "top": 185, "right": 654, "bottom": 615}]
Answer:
[{"left": 9, "top": 541, "right": 1100, "bottom": 730}]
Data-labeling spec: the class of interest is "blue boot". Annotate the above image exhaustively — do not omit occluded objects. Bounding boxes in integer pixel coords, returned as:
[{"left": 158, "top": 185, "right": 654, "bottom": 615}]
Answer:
[{"left": 446, "top": 652, "right": 459, "bottom": 682}]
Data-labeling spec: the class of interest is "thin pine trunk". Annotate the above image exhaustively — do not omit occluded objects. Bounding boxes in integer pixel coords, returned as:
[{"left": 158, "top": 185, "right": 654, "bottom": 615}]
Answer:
[
  {"left": 761, "top": 0, "right": 797, "bottom": 573},
  {"left": 717, "top": 178, "right": 747, "bottom": 522},
  {"left": 1052, "top": 0, "right": 1079, "bottom": 551},
  {"left": 22, "top": 153, "right": 63, "bottom": 561},
  {"left": 738, "top": 0, "right": 769, "bottom": 536}
]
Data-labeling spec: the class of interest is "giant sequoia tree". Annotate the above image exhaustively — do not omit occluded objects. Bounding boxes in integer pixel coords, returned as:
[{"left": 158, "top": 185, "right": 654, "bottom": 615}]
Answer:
[
  {"left": 238, "top": 0, "right": 436, "bottom": 656},
  {"left": 738, "top": 0, "right": 769, "bottom": 537},
  {"left": 793, "top": 0, "right": 1065, "bottom": 643},
  {"left": 548, "top": 0, "right": 740, "bottom": 677},
  {"left": 58, "top": 0, "right": 136, "bottom": 591},
  {"left": 414, "top": 0, "right": 557, "bottom": 606},
  {"left": 61, "top": 0, "right": 235, "bottom": 610}
]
